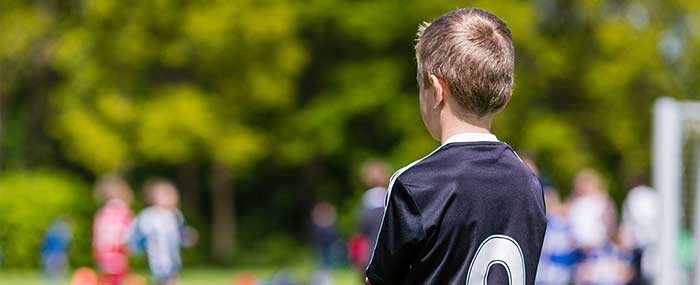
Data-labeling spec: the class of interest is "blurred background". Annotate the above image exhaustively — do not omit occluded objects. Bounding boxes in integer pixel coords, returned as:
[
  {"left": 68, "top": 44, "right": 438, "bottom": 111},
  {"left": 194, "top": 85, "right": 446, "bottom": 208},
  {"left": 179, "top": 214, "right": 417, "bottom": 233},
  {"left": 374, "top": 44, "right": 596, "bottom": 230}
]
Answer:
[{"left": 0, "top": 0, "right": 699, "bottom": 284}]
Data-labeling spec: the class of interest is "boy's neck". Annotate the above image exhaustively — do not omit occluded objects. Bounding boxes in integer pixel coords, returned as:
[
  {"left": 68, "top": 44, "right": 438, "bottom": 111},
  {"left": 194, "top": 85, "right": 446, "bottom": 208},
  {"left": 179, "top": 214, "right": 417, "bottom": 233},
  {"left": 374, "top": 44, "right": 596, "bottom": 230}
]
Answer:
[{"left": 439, "top": 112, "right": 493, "bottom": 144}]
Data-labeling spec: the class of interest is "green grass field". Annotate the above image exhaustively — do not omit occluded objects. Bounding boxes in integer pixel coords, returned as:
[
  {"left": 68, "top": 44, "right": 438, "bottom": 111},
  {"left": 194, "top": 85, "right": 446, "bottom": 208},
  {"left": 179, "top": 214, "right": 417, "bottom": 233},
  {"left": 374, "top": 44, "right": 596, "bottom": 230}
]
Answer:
[{"left": 0, "top": 267, "right": 361, "bottom": 285}]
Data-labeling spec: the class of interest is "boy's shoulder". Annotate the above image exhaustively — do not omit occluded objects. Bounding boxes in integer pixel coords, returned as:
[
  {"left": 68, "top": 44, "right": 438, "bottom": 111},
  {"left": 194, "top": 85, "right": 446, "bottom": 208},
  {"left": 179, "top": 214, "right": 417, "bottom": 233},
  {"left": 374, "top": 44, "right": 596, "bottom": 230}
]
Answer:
[
  {"left": 393, "top": 139, "right": 536, "bottom": 203},
  {"left": 397, "top": 140, "right": 521, "bottom": 182}
]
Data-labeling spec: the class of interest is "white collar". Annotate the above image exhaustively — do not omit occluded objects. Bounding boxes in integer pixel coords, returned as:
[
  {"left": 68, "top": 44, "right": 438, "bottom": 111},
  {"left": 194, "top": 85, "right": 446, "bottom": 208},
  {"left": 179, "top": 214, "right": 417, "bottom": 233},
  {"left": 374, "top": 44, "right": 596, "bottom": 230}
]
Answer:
[{"left": 443, "top": 132, "right": 499, "bottom": 145}]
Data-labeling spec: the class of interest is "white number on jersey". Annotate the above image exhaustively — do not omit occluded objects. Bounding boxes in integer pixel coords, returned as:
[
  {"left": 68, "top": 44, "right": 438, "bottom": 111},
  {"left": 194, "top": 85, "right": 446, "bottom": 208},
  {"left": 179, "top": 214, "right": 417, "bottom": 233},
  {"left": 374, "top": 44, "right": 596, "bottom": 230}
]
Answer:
[{"left": 466, "top": 234, "right": 526, "bottom": 285}]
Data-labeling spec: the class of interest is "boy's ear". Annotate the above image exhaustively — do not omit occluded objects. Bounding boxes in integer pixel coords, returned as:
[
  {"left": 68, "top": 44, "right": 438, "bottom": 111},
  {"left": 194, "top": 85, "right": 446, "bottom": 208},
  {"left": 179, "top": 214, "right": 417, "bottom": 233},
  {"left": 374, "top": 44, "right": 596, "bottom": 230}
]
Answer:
[
  {"left": 428, "top": 74, "right": 445, "bottom": 108},
  {"left": 496, "top": 89, "right": 513, "bottom": 113}
]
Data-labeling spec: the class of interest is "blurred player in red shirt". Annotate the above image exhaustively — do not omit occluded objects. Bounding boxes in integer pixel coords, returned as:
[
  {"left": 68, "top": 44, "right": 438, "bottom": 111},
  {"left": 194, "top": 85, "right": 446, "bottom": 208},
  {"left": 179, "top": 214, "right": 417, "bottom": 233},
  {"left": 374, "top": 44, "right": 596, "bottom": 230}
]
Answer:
[{"left": 93, "top": 175, "right": 134, "bottom": 285}]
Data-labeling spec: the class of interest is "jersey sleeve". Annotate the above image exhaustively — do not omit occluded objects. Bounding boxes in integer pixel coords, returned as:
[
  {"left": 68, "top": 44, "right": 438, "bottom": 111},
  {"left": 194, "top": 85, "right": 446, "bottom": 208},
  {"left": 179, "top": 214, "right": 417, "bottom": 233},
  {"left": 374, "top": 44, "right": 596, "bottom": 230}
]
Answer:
[{"left": 366, "top": 179, "right": 426, "bottom": 284}]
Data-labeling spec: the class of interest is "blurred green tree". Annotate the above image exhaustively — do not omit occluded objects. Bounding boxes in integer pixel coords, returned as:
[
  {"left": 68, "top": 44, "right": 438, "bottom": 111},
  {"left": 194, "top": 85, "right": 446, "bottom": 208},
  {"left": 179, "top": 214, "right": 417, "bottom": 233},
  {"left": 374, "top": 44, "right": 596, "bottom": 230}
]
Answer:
[
  {"left": 0, "top": 0, "right": 699, "bottom": 266},
  {"left": 2, "top": 0, "right": 305, "bottom": 262},
  {"left": 45, "top": 0, "right": 306, "bottom": 261}
]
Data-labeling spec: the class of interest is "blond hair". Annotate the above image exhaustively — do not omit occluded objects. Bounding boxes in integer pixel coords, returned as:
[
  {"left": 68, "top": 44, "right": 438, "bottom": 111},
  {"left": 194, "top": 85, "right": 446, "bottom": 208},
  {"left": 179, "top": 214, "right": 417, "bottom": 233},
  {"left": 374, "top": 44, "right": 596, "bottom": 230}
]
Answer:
[
  {"left": 416, "top": 8, "right": 514, "bottom": 117},
  {"left": 360, "top": 160, "right": 391, "bottom": 188},
  {"left": 95, "top": 174, "right": 133, "bottom": 203},
  {"left": 142, "top": 177, "right": 177, "bottom": 204}
]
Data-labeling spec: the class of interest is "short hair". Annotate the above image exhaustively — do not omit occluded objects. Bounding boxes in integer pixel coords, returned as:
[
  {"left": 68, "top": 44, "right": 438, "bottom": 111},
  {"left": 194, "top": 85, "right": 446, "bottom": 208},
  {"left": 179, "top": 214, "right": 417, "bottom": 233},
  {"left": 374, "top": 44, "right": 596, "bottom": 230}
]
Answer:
[
  {"left": 573, "top": 168, "right": 606, "bottom": 194},
  {"left": 142, "top": 177, "right": 177, "bottom": 203},
  {"left": 95, "top": 174, "right": 133, "bottom": 203},
  {"left": 415, "top": 8, "right": 514, "bottom": 117},
  {"left": 360, "top": 159, "right": 391, "bottom": 188}
]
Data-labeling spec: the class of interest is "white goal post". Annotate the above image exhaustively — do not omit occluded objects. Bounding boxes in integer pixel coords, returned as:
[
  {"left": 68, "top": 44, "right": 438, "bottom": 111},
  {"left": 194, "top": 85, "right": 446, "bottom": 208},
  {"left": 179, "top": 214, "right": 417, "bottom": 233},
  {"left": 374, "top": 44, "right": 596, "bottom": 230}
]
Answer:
[{"left": 654, "top": 97, "right": 700, "bottom": 285}]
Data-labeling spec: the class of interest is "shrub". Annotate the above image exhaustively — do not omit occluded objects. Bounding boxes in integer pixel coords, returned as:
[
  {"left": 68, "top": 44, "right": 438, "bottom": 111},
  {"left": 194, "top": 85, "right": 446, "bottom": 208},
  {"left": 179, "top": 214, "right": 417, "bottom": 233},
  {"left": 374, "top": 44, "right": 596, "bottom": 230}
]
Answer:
[{"left": 0, "top": 170, "right": 95, "bottom": 268}]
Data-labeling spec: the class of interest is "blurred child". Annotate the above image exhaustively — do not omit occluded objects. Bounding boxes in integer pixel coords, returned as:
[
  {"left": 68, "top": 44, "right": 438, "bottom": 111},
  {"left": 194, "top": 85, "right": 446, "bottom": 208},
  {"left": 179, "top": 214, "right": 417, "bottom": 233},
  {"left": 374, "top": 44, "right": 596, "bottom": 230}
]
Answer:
[
  {"left": 41, "top": 217, "right": 72, "bottom": 285},
  {"left": 568, "top": 170, "right": 634, "bottom": 285},
  {"left": 357, "top": 160, "right": 390, "bottom": 268},
  {"left": 536, "top": 190, "right": 580, "bottom": 285},
  {"left": 309, "top": 202, "right": 338, "bottom": 285},
  {"left": 93, "top": 175, "right": 134, "bottom": 285},
  {"left": 130, "top": 178, "right": 195, "bottom": 285},
  {"left": 521, "top": 153, "right": 581, "bottom": 285},
  {"left": 568, "top": 169, "right": 616, "bottom": 251},
  {"left": 620, "top": 184, "right": 658, "bottom": 285}
]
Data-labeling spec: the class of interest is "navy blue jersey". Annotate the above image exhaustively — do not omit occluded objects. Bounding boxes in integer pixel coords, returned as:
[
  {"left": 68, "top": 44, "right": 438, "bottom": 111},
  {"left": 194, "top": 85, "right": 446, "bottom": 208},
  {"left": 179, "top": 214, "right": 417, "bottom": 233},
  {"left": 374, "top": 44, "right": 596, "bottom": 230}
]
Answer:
[{"left": 366, "top": 133, "right": 547, "bottom": 285}]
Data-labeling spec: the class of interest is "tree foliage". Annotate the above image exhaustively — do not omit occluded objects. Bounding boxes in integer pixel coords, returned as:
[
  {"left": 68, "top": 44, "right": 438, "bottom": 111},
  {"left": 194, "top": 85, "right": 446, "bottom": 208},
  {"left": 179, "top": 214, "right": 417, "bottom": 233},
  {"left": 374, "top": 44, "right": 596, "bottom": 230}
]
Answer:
[{"left": 1, "top": 0, "right": 699, "bottom": 266}]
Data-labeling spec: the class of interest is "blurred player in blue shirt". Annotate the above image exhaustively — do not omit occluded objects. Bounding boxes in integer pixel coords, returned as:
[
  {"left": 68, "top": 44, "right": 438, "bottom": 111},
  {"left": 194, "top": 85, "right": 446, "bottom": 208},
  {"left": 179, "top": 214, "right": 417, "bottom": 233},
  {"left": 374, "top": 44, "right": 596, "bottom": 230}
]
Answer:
[
  {"left": 520, "top": 153, "right": 581, "bottom": 285},
  {"left": 41, "top": 218, "right": 72, "bottom": 285},
  {"left": 536, "top": 189, "right": 581, "bottom": 285}
]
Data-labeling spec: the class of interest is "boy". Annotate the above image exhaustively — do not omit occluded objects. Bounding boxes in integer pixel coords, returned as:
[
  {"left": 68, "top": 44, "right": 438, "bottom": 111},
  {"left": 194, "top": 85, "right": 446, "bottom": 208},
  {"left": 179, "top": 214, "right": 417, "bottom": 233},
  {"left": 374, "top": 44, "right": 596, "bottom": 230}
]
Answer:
[
  {"left": 365, "top": 8, "right": 547, "bottom": 285},
  {"left": 130, "top": 178, "right": 195, "bottom": 285},
  {"left": 93, "top": 175, "right": 134, "bottom": 285}
]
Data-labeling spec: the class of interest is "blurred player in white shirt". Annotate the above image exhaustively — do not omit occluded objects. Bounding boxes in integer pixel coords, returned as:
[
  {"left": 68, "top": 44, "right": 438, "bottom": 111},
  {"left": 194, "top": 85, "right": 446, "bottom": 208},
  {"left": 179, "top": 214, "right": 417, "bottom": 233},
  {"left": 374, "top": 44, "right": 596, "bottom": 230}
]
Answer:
[
  {"left": 130, "top": 178, "right": 196, "bottom": 285},
  {"left": 568, "top": 169, "right": 634, "bottom": 285},
  {"left": 620, "top": 184, "right": 658, "bottom": 285}
]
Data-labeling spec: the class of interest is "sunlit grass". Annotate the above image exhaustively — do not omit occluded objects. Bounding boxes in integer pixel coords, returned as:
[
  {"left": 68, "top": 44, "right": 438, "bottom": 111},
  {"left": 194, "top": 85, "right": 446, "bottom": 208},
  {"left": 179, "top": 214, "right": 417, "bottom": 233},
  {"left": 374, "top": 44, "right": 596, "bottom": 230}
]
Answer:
[{"left": 0, "top": 267, "right": 362, "bottom": 285}]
